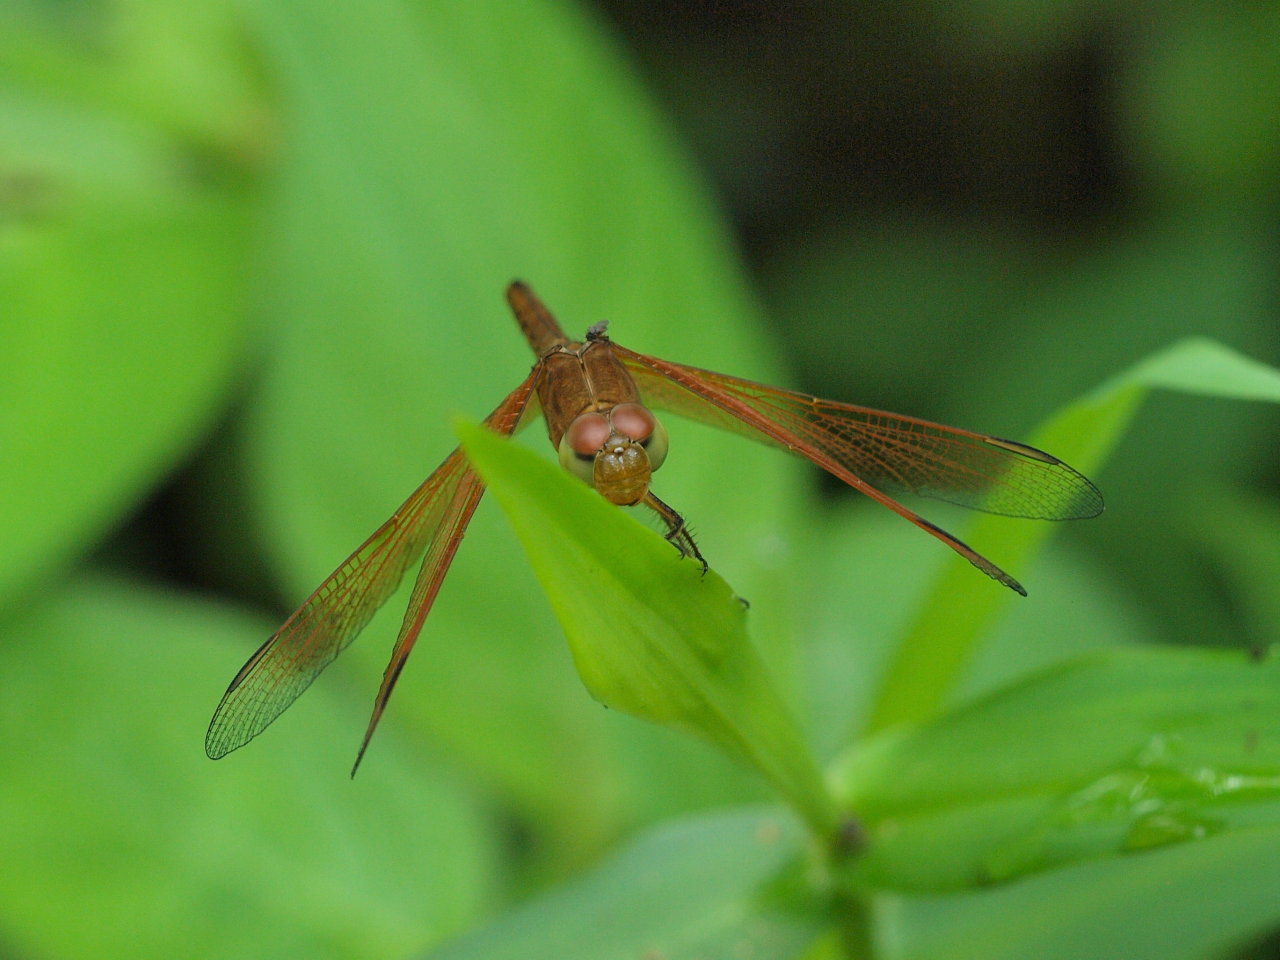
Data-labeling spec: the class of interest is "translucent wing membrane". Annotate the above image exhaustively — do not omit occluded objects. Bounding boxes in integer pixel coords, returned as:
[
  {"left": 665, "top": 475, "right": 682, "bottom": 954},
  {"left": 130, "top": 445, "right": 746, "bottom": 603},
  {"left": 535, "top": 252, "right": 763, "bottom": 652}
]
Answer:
[
  {"left": 617, "top": 347, "right": 1102, "bottom": 594},
  {"left": 205, "top": 371, "right": 540, "bottom": 764},
  {"left": 619, "top": 350, "right": 1102, "bottom": 519}
]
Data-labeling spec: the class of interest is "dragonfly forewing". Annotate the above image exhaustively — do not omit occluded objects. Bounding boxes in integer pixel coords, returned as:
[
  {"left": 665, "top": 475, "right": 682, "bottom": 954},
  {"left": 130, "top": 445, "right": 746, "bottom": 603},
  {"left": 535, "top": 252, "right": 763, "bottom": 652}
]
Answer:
[
  {"left": 618, "top": 350, "right": 1102, "bottom": 520},
  {"left": 616, "top": 346, "right": 1101, "bottom": 595}
]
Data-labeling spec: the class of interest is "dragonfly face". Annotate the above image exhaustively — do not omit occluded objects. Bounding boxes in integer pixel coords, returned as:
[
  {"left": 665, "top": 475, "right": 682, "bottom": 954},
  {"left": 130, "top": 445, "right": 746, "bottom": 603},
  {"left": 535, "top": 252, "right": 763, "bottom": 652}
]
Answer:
[
  {"left": 205, "top": 281, "right": 1103, "bottom": 774},
  {"left": 558, "top": 402, "right": 671, "bottom": 506}
]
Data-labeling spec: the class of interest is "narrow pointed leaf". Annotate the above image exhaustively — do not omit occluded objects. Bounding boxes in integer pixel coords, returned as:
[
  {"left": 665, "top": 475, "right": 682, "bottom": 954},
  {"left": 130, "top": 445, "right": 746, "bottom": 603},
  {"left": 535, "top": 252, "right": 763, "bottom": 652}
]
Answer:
[{"left": 868, "top": 338, "right": 1280, "bottom": 733}]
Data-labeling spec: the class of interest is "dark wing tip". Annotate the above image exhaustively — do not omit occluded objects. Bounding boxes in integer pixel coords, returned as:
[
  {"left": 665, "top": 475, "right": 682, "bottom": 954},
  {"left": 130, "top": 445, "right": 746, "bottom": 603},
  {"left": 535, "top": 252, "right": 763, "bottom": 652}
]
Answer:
[
  {"left": 1069, "top": 479, "right": 1106, "bottom": 520},
  {"left": 1048, "top": 462, "right": 1105, "bottom": 520},
  {"left": 204, "top": 724, "right": 233, "bottom": 760},
  {"left": 984, "top": 436, "right": 1105, "bottom": 521},
  {"left": 985, "top": 435, "right": 1060, "bottom": 463},
  {"left": 204, "top": 696, "right": 252, "bottom": 760}
]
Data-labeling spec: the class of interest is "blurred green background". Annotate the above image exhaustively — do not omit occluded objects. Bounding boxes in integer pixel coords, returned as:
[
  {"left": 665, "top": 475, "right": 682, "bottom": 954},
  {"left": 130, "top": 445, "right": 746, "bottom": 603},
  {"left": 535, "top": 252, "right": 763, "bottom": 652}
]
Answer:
[{"left": 1, "top": 0, "right": 1277, "bottom": 957}]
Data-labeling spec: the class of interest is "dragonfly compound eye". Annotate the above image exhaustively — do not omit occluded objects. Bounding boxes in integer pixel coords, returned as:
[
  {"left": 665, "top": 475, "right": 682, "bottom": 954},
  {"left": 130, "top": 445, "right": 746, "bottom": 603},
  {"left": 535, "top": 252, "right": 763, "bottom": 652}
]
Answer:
[
  {"left": 610, "top": 403, "right": 668, "bottom": 470},
  {"left": 559, "top": 412, "right": 611, "bottom": 483}
]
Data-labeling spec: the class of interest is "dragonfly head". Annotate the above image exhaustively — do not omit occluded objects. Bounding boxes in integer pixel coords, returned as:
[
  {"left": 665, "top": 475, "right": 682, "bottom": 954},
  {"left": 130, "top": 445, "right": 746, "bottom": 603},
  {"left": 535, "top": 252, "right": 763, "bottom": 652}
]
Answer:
[{"left": 559, "top": 403, "right": 670, "bottom": 506}]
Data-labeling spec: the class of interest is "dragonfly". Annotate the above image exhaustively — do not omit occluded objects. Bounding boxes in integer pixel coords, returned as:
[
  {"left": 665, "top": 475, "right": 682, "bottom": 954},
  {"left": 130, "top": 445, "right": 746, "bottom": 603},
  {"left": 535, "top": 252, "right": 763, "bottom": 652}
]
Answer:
[{"left": 205, "top": 281, "right": 1103, "bottom": 773}]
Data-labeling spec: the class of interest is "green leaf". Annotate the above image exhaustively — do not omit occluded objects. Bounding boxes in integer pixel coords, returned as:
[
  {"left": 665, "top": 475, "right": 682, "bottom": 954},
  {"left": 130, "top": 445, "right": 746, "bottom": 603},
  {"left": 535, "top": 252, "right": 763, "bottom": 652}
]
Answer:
[
  {"left": 457, "top": 418, "right": 837, "bottom": 838},
  {"left": 428, "top": 807, "right": 823, "bottom": 960},
  {"left": 866, "top": 338, "right": 1280, "bottom": 733},
  {"left": 878, "top": 825, "right": 1280, "bottom": 960},
  {"left": 0, "top": 181, "right": 249, "bottom": 610},
  {"left": 834, "top": 646, "right": 1280, "bottom": 892},
  {"left": 1115, "top": 335, "right": 1280, "bottom": 402},
  {"left": 0, "top": 574, "right": 497, "bottom": 960},
  {"left": 0, "top": 6, "right": 254, "bottom": 610},
  {"left": 795, "top": 505, "right": 1138, "bottom": 762}
]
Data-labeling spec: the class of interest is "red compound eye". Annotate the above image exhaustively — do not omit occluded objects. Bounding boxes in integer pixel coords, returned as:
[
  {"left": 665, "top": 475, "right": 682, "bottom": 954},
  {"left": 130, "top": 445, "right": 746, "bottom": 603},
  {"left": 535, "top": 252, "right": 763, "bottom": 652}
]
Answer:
[
  {"left": 566, "top": 412, "right": 611, "bottom": 457},
  {"left": 609, "top": 403, "right": 655, "bottom": 442}
]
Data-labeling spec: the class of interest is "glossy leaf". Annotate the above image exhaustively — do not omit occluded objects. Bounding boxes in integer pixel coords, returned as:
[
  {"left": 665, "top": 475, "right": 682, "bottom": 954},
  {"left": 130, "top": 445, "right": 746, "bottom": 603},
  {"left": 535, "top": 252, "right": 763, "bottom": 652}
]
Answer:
[
  {"left": 877, "top": 825, "right": 1280, "bottom": 960},
  {"left": 836, "top": 646, "right": 1280, "bottom": 892}
]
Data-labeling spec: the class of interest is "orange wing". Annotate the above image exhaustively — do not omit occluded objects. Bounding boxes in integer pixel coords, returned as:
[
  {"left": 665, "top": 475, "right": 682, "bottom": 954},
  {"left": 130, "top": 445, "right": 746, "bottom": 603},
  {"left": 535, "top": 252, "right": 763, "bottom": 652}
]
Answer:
[
  {"left": 615, "top": 346, "right": 1102, "bottom": 595},
  {"left": 205, "top": 370, "right": 540, "bottom": 769}
]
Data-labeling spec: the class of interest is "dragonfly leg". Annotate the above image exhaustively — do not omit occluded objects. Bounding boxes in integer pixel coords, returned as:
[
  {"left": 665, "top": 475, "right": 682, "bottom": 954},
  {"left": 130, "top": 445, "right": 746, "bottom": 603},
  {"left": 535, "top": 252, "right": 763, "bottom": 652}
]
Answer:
[{"left": 642, "top": 491, "right": 708, "bottom": 574}]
